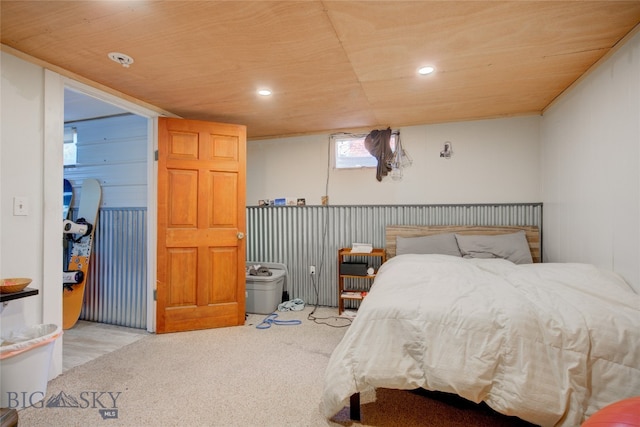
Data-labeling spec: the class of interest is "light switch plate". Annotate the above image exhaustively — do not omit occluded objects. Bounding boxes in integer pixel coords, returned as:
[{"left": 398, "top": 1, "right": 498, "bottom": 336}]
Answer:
[{"left": 13, "top": 196, "right": 29, "bottom": 216}]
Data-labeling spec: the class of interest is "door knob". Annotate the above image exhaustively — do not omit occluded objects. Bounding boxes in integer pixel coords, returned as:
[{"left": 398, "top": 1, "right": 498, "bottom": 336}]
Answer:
[{"left": 237, "top": 232, "right": 245, "bottom": 240}]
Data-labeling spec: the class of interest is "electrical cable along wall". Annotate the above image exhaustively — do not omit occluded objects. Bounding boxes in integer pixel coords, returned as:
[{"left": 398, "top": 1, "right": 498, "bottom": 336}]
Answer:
[{"left": 246, "top": 203, "right": 542, "bottom": 307}]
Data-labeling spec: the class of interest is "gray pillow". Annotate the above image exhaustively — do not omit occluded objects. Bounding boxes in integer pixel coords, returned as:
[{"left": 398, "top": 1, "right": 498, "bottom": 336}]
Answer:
[
  {"left": 454, "top": 231, "right": 533, "bottom": 264},
  {"left": 396, "top": 233, "right": 462, "bottom": 257}
]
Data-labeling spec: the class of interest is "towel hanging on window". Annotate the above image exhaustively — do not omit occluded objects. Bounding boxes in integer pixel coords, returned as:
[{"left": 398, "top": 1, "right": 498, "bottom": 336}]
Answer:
[{"left": 364, "top": 127, "right": 393, "bottom": 181}]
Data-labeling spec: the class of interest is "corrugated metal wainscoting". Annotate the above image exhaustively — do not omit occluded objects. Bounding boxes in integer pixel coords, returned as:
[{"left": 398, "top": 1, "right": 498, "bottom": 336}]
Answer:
[
  {"left": 246, "top": 203, "right": 542, "bottom": 307},
  {"left": 69, "top": 207, "right": 147, "bottom": 329}
]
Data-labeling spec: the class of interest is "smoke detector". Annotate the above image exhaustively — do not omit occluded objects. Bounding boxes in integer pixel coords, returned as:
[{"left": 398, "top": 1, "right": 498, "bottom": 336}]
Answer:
[{"left": 108, "top": 52, "right": 134, "bottom": 68}]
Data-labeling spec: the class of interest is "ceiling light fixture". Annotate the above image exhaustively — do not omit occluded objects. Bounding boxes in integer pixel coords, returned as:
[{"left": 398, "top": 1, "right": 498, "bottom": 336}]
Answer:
[
  {"left": 418, "top": 66, "right": 435, "bottom": 75},
  {"left": 108, "top": 52, "right": 134, "bottom": 68},
  {"left": 257, "top": 89, "right": 272, "bottom": 96}
]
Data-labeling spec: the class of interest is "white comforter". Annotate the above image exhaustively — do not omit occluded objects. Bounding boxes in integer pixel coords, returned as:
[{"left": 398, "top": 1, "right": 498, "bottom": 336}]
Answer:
[{"left": 322, "top": 255, "right": 640, "bottom": 426}]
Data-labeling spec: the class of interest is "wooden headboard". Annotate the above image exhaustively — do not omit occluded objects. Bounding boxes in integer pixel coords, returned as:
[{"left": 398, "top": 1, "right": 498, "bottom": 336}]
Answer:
[{"left": 385, "top": 225, "right": 541, "bottom": 263}]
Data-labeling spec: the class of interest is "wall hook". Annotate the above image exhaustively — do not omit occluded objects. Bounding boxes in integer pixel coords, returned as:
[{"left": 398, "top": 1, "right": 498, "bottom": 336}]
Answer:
[{"left": 440, "top": 141, "right": 453, "bottom": 159}]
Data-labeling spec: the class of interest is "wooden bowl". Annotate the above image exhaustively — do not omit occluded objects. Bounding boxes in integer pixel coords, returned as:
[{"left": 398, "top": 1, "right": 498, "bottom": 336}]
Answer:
[{"left": 0, "top": 278, "right": 32, "bottom": 294}]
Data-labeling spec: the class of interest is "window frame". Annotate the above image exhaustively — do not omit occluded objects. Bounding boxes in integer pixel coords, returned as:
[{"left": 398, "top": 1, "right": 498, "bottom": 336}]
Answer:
[
  {"left": 63, "top": 126, "right": 78, "bottom": 167},
  {"left": 332, "top": 132, "right": 398, "bottom": 170}
]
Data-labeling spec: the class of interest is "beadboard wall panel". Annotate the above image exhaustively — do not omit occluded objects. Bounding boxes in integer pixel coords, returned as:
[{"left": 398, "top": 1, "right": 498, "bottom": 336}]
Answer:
[{"left": 64, "top": 113, "right": 148, "bottom": 208}]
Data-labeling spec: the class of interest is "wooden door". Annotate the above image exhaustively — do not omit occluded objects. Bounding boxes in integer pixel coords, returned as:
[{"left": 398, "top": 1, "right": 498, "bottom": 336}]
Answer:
[{"left": 156, "top": 117, "right": 246, "bottom": 333}]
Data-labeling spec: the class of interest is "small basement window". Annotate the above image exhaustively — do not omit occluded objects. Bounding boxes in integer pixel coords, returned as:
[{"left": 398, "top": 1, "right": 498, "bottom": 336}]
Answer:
[
  {"left": 334, "top": 132, "right": 397, "bottom": 169},
  {"left": 63, "top": 126, "right": 77, "bottom": 166}
]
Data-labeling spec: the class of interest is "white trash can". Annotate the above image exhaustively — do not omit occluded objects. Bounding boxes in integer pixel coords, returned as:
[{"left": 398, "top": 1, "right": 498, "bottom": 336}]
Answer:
[{"left": 1, "top": 324, "right": 62, "bottom": 408}]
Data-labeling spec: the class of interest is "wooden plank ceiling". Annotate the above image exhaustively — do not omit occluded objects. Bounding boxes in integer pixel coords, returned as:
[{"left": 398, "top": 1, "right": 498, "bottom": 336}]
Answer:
[{"left": 2, "top": 1, "right": 640, "bottom": 139}]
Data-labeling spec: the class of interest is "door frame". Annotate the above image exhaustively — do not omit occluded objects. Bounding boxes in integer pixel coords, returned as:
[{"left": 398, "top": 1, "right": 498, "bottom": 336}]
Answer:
[{"left": 58, "top": 76, "right": 176, "bottom": 333}]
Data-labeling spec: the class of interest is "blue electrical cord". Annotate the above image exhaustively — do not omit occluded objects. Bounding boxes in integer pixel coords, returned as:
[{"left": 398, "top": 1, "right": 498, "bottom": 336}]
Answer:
[{"left": 256, "top": 313, "right": 302, "bottom": 329}]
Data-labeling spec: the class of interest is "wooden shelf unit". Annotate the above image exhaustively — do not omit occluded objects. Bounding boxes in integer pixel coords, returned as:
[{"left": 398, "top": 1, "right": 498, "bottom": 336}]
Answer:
[{"left": 337, "top": 248, "right": 386, "bottom": 315}]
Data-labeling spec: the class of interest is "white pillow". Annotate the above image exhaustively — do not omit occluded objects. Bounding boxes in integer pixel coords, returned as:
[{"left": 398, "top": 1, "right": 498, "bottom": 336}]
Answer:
[{"left": 454, "top": 231, "right": 533, "bottom": 264}]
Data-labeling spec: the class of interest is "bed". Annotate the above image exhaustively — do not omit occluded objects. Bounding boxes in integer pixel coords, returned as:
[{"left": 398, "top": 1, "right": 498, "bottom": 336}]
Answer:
[{"left": 321, "top": 225, "right": 640, "bottom": 426}]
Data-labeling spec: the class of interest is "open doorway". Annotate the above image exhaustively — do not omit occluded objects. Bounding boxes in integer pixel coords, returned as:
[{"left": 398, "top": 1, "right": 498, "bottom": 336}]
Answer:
[{"left": 62, "top": 88, "right": 151, "bottom": 371}]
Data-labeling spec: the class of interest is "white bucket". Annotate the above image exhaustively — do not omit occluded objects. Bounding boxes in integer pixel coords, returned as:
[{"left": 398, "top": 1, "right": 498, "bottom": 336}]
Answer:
[{"left": 1, "top": 324, "right": 62, "bottom": 408}]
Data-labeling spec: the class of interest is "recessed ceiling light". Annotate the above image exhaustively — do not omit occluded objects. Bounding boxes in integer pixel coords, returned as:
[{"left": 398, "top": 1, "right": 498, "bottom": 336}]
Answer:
[
  {"left": 257, "top": 89, "right": 272, "bottom": 96},
  {"left": 108, "top": 52, "right": 134, "bottom": 68},
  {"left": 418, "top": 66, "right": 435, "bottom": 75}
]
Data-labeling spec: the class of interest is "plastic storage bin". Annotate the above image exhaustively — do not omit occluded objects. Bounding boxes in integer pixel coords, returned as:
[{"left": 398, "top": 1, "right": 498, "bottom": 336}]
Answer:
[
  {"left": 245, "top": 262, "right": 287, "bottom": 314},
  {"left": 1, "top": 324, "right": 62, "bottom": 408}
]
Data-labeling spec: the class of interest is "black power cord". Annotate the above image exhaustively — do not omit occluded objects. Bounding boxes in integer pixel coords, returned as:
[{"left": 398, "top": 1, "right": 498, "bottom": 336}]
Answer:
[
  {"left": 307, "top": 273, "right": 352, "bottom": 328},
  {"left": 307, "top": 134, "right": 352, "bottom": 328}
]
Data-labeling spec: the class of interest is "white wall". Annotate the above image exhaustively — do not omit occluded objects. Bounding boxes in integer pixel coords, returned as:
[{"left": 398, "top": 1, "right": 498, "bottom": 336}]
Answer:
[
  {"left": 1, "top": 52, "right": 46, "bottom": 327},
  {"left": 247, "top": 116, "right": 541, "bottom": 206},
  {"left": 1, "top": 52, "right": 65, "bottom": 379},
  {"left": 541, "top": 31, "right": 640, "bottom": 292}
]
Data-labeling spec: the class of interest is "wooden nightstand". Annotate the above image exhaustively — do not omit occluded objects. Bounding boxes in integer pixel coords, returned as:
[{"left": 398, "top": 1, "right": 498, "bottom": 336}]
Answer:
[{"left": 337, "top": 248, "right": 386, "bottom": 315}]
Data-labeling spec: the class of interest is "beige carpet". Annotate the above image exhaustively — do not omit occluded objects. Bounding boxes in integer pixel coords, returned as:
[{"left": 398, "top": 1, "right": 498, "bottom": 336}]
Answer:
[{"left": 17, "top": 307, "right": 536, "bottom": 427}]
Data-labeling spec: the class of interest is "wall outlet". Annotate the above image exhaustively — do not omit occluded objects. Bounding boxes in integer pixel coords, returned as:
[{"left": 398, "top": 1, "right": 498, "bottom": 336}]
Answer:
[{"left": 309, "top": 265, "right": 316, "bottom": 275}]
